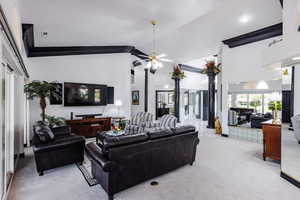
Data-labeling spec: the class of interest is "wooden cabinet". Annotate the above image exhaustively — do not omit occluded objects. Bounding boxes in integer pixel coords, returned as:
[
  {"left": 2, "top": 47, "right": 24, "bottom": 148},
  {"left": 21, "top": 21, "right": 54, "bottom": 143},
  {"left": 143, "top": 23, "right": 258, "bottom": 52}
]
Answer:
[
  {"left": 262, "top": 120, "right": 281, "bottom": 161},
  {"left": 66, "top": 117, "right": 111, "bottom": 138}
]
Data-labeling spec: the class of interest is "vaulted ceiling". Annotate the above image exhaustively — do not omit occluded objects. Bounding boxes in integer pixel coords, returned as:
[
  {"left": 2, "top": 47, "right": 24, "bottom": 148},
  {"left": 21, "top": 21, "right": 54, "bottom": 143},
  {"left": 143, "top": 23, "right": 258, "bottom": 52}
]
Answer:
[{"left": 20, "top": 0, "right": 282, "bottom": 62}]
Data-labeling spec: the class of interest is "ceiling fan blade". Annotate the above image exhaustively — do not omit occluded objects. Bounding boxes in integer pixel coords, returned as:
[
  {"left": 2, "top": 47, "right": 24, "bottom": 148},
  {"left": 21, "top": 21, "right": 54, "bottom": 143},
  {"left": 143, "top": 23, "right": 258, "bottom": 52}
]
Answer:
[
  {"left": 160, "top": 58, "right": 174, "bottom": 63},
  {"left": 157, "top": 53, "right": 167, "bottom": 58},
  {"left": 137, "top": 54, "right": 149, "bottom": 58}
]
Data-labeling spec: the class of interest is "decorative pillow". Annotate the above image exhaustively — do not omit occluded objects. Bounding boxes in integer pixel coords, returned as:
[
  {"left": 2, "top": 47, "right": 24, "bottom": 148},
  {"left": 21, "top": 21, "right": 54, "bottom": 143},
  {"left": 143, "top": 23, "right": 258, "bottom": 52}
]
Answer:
[{"left": 34, "top": 124, "right": 55, "bottom": 143}]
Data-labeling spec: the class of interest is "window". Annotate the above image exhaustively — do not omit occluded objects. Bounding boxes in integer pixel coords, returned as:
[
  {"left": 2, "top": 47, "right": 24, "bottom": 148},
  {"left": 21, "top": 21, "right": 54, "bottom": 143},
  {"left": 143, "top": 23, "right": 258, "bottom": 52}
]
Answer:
[
  {"left": 236, "top": 94, "right": 248, "bottom": 108},
  {"left": 228, "top": 94, "right": 232, "bottom": 108},
  {"left": 249, "top": 94, "right": 263, "bottom": 113}
]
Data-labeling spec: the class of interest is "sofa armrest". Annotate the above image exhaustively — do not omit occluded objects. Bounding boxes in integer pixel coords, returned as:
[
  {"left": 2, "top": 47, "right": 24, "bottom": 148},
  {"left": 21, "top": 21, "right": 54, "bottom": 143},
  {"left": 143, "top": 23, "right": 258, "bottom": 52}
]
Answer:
[
  {"left": 33, "top": 135, "right": 85, "bottom": 153},
  {"left": 86, "top": 143, "right": 116, "bottom": 172},
  {"left": 51, "top": 126, "right": 71, "bottom": 137}
]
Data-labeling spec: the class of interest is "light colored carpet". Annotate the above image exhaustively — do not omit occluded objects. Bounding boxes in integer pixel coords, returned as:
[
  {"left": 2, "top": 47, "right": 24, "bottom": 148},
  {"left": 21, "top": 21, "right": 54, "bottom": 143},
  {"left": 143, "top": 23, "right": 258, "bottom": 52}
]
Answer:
[{"left": 8, "top": 122, "right": 300, "bottom": 200}]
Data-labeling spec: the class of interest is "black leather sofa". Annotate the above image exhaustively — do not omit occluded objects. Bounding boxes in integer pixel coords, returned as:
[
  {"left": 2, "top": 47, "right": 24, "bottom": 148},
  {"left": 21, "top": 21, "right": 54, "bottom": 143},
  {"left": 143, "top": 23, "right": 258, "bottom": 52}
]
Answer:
[
  {"left": 230, "top": 108, "right": 254, "bottom": 125},
  {"left": 250, "top": 113, "right": 273, "bottom": 129},
  {"left": 32, "top": 125, "right": 85, "bottom": 176},
  {"left": 86, "top": 126, "right": 199, "bottom": 200}
]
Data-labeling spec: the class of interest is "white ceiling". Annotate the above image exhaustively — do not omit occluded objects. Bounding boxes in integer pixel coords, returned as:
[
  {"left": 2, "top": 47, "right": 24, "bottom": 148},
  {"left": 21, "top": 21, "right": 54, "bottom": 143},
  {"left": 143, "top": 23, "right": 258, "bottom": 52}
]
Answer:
[{"left": 20, "top": 0, "right": 282, "bottom": 62}]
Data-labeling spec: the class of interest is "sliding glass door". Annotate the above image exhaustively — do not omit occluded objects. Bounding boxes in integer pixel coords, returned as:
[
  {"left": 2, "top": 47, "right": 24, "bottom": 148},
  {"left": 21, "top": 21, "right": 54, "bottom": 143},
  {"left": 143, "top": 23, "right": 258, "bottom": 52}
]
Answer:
[
  {"left": 5, "top": 67, "right": 14, "bottom": 189},
  {"left": 0, "top": 61, "right": 15, "bottom": 199},
  {"left": 0, "top": 62, "right": 5, "bottom": 200}
]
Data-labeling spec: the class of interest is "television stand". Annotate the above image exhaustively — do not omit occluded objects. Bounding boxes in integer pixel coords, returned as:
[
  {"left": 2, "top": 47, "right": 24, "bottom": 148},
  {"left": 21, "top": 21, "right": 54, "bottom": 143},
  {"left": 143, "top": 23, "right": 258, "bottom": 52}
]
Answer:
[
  {"left": 66, "top": 117, "right": 111, "bottom": 138},
  {"left": 75, "top": 113, "right": 103, "bottom": 119}
]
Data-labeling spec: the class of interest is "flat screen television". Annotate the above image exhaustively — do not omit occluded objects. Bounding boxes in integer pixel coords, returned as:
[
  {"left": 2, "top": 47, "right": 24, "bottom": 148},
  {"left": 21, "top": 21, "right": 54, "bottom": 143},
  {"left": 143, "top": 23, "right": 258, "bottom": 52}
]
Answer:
[{"left": 64, "top": 82, "right": 107, "bottom": 106}]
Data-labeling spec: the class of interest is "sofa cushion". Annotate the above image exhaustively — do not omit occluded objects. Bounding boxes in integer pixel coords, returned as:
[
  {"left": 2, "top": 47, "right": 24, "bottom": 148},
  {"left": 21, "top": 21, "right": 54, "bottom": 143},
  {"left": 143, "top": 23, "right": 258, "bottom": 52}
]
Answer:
[
  {"left": 146, "top": 128, "right": 173, "bottom": 140},
  {"left": 51, "top": 126, "right": 71, "bottom": 136},
  {"left": 34, "top": 124, "right": 55, "bottom": 143},
  {"left": 160, "top": 115, "right": 177, "bottom": 128},
  {"left": 98, "top": 133, "right": 149, "bottom": 151},
  {"left": 171, "top": 125, "right": 196, "bottom": 135}
]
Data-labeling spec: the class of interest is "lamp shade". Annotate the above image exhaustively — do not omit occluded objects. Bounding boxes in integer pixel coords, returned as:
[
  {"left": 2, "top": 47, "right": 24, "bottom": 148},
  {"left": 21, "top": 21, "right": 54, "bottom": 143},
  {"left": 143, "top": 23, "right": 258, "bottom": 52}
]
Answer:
[{"left": 115, "top": 100, "right": 123, "bottom": 106}]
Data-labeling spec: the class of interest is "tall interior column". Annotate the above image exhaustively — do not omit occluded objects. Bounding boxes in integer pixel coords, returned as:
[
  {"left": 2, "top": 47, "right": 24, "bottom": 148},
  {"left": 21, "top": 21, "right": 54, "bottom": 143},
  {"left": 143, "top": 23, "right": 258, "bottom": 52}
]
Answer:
[
  {"left": 144, "top": 68, "right": 148, "bottom": 112},
  {"left": 207, "top": 69, "right": 216, "bottom": 129},
  {"left": 174, "top": 78, "right": 180, "bottom": 122}
]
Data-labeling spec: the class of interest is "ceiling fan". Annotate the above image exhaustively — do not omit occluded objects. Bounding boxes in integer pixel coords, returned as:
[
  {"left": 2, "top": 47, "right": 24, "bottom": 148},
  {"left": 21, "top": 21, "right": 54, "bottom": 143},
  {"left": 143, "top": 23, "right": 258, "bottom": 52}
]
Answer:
[{"left": 136, "top": 20, "right": 173, "bottom": 73}]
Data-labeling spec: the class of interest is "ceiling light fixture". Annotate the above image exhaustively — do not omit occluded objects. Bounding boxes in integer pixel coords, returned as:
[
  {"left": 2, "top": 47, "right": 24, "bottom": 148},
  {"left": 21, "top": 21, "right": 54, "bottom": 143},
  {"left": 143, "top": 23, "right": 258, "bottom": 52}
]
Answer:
[
  {"left": 137, "top": 20, "right": 174, "bottom": 74},
  {"left": 292, "top": 56, "right": 300, "bottom": 61},
  {"left": 239, "top": 14, "right": 252, "bottom": 24}
]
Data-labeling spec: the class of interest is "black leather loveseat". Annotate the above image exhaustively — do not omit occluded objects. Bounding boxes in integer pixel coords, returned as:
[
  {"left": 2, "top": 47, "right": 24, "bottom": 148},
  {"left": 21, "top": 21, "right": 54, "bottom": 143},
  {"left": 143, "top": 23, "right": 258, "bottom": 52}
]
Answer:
[
  {"left": 86, "top": 126, "right": 199, "bottom": 200},
  {"left": 32, "top": 124, "right": 85, "bottom": 176}
]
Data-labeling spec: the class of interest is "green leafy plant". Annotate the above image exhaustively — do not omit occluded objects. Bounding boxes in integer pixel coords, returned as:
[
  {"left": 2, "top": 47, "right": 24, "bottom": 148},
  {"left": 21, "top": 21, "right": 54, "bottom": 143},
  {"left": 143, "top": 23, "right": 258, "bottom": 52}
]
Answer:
[
  {"left": 268, "top": 101, "right": 282, "bottom": 111},
  {"left": 200, "top": 60, "right": 221, "bottom": 74},
  {"left": 250, "top": 100, "right": 261, "bottom": 112},
  {"left": 24, "top": 81, "right": 59, "bottom": 121},
  {"left": 171, "top": 65, "right": 186, "bottom": 80},
  {"left": 44, "top": 114, "right": 66, "bottom": 128},
  {"left": 238, "top": 101, "right": 248, "bottom": 107}
]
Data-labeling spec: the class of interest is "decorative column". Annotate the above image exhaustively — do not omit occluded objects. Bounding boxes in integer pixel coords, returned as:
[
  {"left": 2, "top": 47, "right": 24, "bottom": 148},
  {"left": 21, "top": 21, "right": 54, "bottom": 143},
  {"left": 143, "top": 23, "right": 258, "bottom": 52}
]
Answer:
[
  {"left": 200, "top": 61, "right": 220, "bottom": 129},
  {"left": 144, "top": 68, "right": 149, "bottom": 112},
  {"left": 207, "top": 68, "right": 216, "bottom": 128},
  {"left": 174, "top": 78, "right": 180, "bottom": 122},
  {"left": 172, "top": 65, "right": 185, "bottom": 122}
]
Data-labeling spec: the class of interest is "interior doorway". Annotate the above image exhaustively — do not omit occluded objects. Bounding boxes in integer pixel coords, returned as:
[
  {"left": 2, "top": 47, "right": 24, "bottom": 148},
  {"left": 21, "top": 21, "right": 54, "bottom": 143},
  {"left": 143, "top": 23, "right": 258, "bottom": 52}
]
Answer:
[
  {"left": 155, "top": 90, "right": 175, "bottom": 119},
  {"left": 181, "top": 89, "right": 207, "bottom": 121}
]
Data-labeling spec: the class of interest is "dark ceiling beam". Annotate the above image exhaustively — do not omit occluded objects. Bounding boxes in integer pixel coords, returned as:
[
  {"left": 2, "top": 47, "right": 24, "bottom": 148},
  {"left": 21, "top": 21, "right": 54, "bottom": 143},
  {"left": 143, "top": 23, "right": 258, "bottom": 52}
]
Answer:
[
  {"left": 28, "top": 46, "right": 135, "bottom": 57},
  {"left": 279, "top": 0, "right": 283, "bottom": 8},
  {"left": 130, "top": 48, "right": 148, "bottom": 60},
  {"left": 22, "top": 24, "right": 147, "bottom": 58},
  {"left": 179, "top": 64, "right": 202, "bottom": 73},
  {"left": 223, "top": 23, "right": 283, "bottom": 48},
  {"left": 1, "top": 6, "right": 29, "bottom": 77}
]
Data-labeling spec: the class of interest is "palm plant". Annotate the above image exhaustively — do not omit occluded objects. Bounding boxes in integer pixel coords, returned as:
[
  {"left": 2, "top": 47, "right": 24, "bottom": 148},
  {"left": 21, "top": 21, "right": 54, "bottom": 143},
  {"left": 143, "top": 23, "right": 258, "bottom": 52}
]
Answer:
[
  {"left": 268, "top": 101, "right": 282, "bottom": 111},
  {"left": 44, "top": 114, "right": 66, "bottom": 128},
  {"left": 24, "top": 81, "right": 59, "bottom": 121}
]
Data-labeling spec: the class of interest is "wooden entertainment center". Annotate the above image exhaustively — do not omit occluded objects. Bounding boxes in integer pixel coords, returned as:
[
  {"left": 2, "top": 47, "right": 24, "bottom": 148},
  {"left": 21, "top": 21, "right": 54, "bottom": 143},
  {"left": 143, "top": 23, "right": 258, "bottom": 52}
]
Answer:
[{"left": 66, "top": 117, "right": 111, "bottom": 138}]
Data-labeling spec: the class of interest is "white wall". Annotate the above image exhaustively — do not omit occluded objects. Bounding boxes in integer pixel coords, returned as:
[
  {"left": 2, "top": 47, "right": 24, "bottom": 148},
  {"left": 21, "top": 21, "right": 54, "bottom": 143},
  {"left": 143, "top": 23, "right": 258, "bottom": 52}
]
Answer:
[
  {"left": 262, "top": 0, "right": 300, "bottom": 66},
  {"left": 1, "top": 0, "right": 23, "bottom": 50},
  {"left": 294, "top": 65, "right": 300, "bottom": 116},
  {"left": 28, "top": 53, "right": 132, "bottom": 130},
  {"left": 181, "top": 71, "right": 208, "bottom": 91},
  {"left": 221, "top": 38, "right": 282, "bottom": 133},
  {"left": 1, "top": 0, "right": 27, "bottom": 157}
]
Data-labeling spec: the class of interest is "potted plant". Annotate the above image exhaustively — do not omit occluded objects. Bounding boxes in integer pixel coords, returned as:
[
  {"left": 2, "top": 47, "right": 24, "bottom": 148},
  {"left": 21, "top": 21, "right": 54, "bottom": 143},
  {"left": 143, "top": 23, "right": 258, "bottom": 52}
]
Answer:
[
  {"left": 268, "top": 101, "right": 282, "bottom": 122},
  {"left": 44, "top": 114, "right": 66, "bottom": 128},
  {"left": 171, "top": 65, "right": 186, "bottom": 80},
  {"left": 200, "top": 60, "right": 221, "bottom": 75},
  {"left": 24, "top": 81, "right": 59, "bottom": 122}
]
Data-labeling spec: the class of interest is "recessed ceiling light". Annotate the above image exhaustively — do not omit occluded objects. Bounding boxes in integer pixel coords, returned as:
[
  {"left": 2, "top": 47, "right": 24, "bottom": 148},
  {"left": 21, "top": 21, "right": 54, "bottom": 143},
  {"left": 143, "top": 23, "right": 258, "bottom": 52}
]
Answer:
[
  {"left": 292, "top": 57, "right": 300, "bottom": 61},
  {"left": 239, "top": 14, "right": 252, "bottom": 24}
]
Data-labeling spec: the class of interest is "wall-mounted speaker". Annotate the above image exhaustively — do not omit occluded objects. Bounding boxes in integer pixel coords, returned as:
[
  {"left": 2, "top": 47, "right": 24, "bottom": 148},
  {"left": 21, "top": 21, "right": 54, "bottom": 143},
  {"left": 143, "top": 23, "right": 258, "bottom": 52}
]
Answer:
[{"left": 107, "top": 87, "right": 114, "bottom": 104}]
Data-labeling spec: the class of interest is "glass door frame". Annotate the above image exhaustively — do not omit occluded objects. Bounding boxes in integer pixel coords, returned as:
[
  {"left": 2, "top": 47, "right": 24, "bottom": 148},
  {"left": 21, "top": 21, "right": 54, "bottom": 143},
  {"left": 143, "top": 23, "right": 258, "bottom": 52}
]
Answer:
[
  {"left": 155, "top": 90, "right": 175, "bottom": 120},
  {"left": 0, "top": 60, "right": 15, "bottom": 199}
]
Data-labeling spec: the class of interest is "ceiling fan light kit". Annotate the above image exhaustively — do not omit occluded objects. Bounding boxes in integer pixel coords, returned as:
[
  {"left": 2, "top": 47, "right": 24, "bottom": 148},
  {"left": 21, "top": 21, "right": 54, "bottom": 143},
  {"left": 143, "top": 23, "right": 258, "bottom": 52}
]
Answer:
[{"left": 137, "top": 20, "right": 174, "bottom": 73}]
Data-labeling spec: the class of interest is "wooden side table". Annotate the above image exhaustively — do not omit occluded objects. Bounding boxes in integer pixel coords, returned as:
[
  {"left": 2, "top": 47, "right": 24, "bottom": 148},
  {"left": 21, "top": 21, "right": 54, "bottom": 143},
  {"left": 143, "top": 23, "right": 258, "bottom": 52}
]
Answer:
[{"left": 262, "top": 120, "right": 281, "bottom": 161}]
